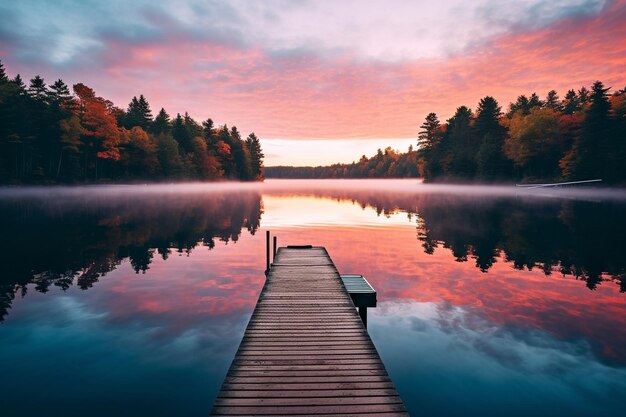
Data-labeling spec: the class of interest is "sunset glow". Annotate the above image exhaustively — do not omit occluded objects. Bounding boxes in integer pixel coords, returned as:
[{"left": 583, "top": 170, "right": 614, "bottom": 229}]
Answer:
[{"left": 2, "top": 1, "right": 624, "bottom": 165}]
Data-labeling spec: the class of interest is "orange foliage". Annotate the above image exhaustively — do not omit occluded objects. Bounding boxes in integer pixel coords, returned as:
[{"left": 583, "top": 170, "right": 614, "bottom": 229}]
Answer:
[{"left": 73, "top": 83, "right": 121, "bottom": 161}]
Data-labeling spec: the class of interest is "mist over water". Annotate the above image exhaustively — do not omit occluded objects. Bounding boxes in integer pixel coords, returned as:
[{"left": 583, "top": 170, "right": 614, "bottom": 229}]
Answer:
[
  {"left": 1, "top": 179, "right": 625, "bottom": 417},
  {"left": 2, "top": 179, "right": 625, "bottom": 201}
]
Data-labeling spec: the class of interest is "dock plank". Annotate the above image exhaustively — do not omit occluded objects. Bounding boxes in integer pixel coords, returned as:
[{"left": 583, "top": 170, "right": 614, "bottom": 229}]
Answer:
[{"left": 210, "top": 246, "right": 407, "bottom": 416}]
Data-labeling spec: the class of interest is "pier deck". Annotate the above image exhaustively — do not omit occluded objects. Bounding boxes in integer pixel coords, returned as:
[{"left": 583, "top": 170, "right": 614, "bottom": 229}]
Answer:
[{"left": 210, "top": 246, "right": 407, "bottom": 416}]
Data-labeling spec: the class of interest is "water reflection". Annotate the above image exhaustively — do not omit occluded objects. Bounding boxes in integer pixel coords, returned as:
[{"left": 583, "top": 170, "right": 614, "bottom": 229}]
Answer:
[
  {"left": 260, "top": 183, "right": 626, "bottom": 292},
  {"left": 0, "top": 180, "right": 625, "bottom": 417},
  {"left": 0, "top": 187, "right": 262, "bottom": 320}
]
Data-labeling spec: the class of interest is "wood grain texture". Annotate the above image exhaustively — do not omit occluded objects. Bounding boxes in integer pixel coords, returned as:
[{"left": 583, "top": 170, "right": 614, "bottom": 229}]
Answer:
[{"left": 210, "top": 247, "right": 408, "bottom": 416}]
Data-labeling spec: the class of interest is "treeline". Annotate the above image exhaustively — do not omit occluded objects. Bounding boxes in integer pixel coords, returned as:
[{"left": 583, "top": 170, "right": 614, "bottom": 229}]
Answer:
[
  {"left": 265, "top": 146, "right": 419, "bottom": 178},
  {"left": 0, "top": 60, "right": 264, "bottom": 183},
  {"left": 418, "top": 81, "right": 626, "bottom": 183}
]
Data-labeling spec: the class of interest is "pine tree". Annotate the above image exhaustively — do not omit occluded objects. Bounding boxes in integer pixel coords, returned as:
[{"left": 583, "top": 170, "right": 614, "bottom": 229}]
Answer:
[
  {"left": 125, "top": 95, "right": 153, "bottom": 130},
  {"left": 48, "top": 79, "right": 73, "bottom": 107},
  {"left": 230, "top": 126, "right": 251, "bottom": 180},
  {"left": 138, "top": 95, "right": 152, "bottom": 124},
  {"left": 0, "top": 60, "right": 7, "bottom": 83},
  {"left": 445, "top": 106, "right": 475, "bottom": 177},
  {"left": 202, "top": 118, "right": 215, "bottom": 148},
  {"left": 560, "top": 81, "right": 611, "bottom": 180},
  {"left": 528, "top": 93, "right": 543, "bottom": 109},
  {"left": 562, "top": 90, "right": 579, "bottom": 114},
  {"left": 152, "top": 108, "right": 171, "bottom": 135},
  {"left": 183, "top": 112, "right": 202, "bottom": 138},
  {"left": 508, "top": 95, "right": 530, "bottom": 116},
  {"left": 418, "top": 113, "right": 440, "bottom": 151},
  {"left": 171, "top": 113, "right": 189, "bottom": 152},
  {"left": 545, "top": 90, "right": 561, "bottom": 111},
  {"left": 474, "top": 96, "right": 506, "bottom": 139},
  {"left": 28, "top": 75, "right": 48, "bottom": 101},
  {"left": 12, "top": 75, "right": 26, "bottom": 93},
  {"left": 245, "top": 132, "right": 264, "bottom": 180},
  {"left": 578, "top": 86, "right": 590, "bottom": 105},
  {"left": 474, "top": 96, "right": 510, "bottom": 179}
]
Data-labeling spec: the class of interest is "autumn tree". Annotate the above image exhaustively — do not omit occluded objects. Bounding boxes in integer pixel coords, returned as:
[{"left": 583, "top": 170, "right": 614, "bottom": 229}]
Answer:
[
  {"left": 505, "top": 108, "right": 562, "bottom": 179},
  {"left": 73, "top": 83, "right": 121, "bottom": 179},
  {"left": 215, "top": 126, "right": 236, "bottom": 177},
  {"left": 121, "top": 126, "right": 158, "bottom": 177},
  {"left": 190, "top": 136, "right": 221, "bottom": 179},
  {"left": 0, "top": 59, "right": 264, "bottom": 184}
]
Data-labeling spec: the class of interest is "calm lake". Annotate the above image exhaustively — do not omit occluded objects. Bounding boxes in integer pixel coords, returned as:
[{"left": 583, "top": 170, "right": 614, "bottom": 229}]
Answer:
[{"left": 0, "top": 179, "right": 625, "bottom": 416}]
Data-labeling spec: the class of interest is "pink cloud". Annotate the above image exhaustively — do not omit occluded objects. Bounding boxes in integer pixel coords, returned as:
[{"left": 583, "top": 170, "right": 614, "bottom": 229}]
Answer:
[{"left": 4, "top": 1, "right": 624, "bottom": 141}]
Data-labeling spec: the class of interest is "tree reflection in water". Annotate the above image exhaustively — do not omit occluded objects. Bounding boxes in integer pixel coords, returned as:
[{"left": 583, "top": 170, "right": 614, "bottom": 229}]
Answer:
[
  {"left": 1, "top": 183, "right": 624, "bottom": 322},
  {"left": 262, "top": 186, "right": 626, "bottom": 292},
  {"left": 0, "top": 188, "right": 263, "bottom": 320}
]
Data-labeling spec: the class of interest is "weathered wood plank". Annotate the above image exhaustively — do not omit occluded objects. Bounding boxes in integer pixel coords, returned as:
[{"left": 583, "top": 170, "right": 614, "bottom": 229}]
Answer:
[
  {"left": 230, "top": 370, "right": 389, "bottom": 377},
  {"left": 219, "top": 381, "right": 397, "bottom": 390},
  {"left": 232, "top": 359, "right": 384, "bottom": 366},
  {"left": 212, "top": 413, "right": 409, "bottom": 417},
  {"left": 225, "top": 376, "right": 392, "bottom": 384},
  {"left": 214, "top": 395, "right": 403, "bottom": 406},
  {"left": 217, "top": 388, "right": 400, "bottom": 398},
  {"left": 231, "top": 365, "right": 386, "bottom": 371},
  {"left": 210, "top": 246, "right": 406, "bottom": 415},
  {"left": 212, "top": 404, "right": 407, "bottom": 414}
]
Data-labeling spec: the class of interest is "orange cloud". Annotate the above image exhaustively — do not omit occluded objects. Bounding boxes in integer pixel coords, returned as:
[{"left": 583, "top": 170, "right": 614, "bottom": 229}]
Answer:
[
  {"left": 65, "top": 0, "right": 623, "bottom": 141},
  {"left": 3, "top": 2, "right": 624, "bottom": 144}
]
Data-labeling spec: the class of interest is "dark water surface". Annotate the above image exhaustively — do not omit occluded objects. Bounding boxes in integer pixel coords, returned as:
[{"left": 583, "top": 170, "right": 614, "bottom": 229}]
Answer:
[{"left": 1, "top": 180, "right": 625, "bottom": 416}]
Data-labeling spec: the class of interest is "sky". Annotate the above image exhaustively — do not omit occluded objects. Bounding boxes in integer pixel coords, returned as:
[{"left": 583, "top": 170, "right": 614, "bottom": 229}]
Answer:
[{"left": 1, "top": 0, "right": 625, "bottom": 165}]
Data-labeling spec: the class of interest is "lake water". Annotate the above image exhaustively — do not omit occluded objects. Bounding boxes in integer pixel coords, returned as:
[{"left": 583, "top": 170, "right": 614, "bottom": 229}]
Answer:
[{"left": 1, "top": 179, "right": 625, "bottom": 416}]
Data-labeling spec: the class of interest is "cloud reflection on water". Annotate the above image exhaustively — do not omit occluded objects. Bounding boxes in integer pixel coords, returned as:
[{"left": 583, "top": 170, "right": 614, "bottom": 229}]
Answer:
[{"left": 0, "top": 180, "right": 625, "bottom": 416}]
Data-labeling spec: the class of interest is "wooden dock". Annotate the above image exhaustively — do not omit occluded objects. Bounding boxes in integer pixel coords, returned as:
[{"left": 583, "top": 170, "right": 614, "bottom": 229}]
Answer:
[{"left": 210, "top": 246, "right": 408, "bottom": 416}]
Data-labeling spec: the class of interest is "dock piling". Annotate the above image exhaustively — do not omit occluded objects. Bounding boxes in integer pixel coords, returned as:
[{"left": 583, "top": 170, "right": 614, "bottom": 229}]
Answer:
[
  {"left": 273, "top": 235, "right": 277, "bottom": 261},
  {"left": 265, "top": 230, "right": 270, "bottom": 276}
]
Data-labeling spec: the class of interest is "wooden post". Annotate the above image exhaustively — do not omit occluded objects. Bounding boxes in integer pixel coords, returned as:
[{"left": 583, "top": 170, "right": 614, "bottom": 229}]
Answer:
[
  {"left": 359, "top": 307, "right": 367, "bottom": 328},
  {"left": 273, "top": 236, "right": 277, "bottom": 261},
  {"left": 265, "top": 230, "right": 270, "bottom": 276}
]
